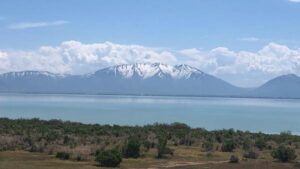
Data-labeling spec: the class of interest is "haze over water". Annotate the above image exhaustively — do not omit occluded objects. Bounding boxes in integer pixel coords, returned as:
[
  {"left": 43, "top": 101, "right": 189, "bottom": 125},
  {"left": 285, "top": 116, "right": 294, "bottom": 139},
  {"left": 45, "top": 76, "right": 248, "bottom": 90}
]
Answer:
[{"left": 1, "top": 94, "right": 299, "bottom": 134}]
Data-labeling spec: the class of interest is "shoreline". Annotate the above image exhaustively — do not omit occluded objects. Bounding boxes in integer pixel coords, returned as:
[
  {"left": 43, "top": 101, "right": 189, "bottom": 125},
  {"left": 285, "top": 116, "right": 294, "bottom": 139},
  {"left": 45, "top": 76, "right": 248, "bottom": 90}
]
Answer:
[
  {"left": 1, "top": 117, "right": 299, "bottom": 136},
  {"left": 1, "top": 91, "right": 300, "bottom": 100}
]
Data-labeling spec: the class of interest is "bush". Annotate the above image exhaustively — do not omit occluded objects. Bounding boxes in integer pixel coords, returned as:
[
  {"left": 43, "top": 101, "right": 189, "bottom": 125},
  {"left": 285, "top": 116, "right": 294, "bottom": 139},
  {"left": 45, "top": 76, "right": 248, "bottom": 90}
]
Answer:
[
  {"left": 95, "top": 149, "right": 122, "bottom": 167},
  {"left": 157, "top": 133, "right": 168, "bottom": 158},
  {"left": 243, "top": 151, "right": 259, "bottom": 159},
  {"left": 229, "top": 155, "right": 239, "bottom": 163},
  {"left": 122, "top": 137, "right": 141, "bottom": 158},
  {"left": 143, "top": 140, "right": 151, "bottom": 151},
  {"left": 221, "top": 140, "right": 236, "bottom": 152},
  {"left": 271, "top": 145, "right": 297, "bottom": 162},
  {"left": 94, "top": 148, "right": 104, "bottom": 156},
  {"left": 56, "top": 152, "right": 70, "bottom": 160},
  {"left": 255, "top": 138, "right": 267, "bottom": 150}
]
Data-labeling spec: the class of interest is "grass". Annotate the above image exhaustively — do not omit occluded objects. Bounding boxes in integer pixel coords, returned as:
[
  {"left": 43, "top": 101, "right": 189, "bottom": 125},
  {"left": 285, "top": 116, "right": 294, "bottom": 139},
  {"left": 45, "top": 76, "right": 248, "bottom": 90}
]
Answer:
[
  {"left": 0, "top": 151, "right": 98, "bottom": 169},
  {"left": 1, "top": 148, "right": 300, "bottom": 169}
]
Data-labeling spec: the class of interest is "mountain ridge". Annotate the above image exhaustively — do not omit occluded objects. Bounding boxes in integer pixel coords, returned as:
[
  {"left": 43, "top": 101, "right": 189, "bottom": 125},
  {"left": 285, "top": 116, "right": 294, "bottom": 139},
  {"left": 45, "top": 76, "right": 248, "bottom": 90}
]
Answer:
[{"left": 0, "top": 63, "right": 299, "bottom": 98}]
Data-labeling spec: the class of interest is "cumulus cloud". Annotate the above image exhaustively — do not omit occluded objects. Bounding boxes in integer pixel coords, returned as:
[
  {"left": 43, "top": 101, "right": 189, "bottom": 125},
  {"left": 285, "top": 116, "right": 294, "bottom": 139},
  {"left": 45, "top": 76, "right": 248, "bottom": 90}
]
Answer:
[
  {"left": 1, "top": 41, "right": 300, "bottom": 87},
  {"left": 180, "top": 43, "right": 300, "bottom": 87},
  {"left": 0, "top": 51, "right": 10, "bottom": 72},
  {"left": 0, "top": 41, "right": 177, "bottom": 75},
  {"left": 8, "top": 20, "right": 69, "bottom": 29}
]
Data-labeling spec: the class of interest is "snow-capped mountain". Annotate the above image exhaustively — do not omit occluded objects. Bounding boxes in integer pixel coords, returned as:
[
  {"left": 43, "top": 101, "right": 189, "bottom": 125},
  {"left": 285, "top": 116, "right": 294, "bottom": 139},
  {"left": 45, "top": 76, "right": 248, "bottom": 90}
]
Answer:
[
  {"left": 0, "top": 63, "right": 299, "bottom": 98},
  {"left": 0, "top": 63, "right": 242, "bottom": 96},
  {"left": 98, "top": 63, "right": 204, "bottom": 79}
]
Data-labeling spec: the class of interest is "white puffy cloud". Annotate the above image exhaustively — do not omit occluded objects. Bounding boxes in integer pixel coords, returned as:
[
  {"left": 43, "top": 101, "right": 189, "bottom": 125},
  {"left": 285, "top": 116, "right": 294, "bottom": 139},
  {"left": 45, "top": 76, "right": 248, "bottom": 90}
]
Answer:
[
  {"left": 180, "top": 43, "right": 300, "bottom": 87},
  {"left": 0, "top": 51, "right": 10, "bottom": 72},
  {"left": 1, "top": 41, "right": 300, "bottom": 87},
  {"left": 0, "top": 41, "right": 177, "bottom": 75}
]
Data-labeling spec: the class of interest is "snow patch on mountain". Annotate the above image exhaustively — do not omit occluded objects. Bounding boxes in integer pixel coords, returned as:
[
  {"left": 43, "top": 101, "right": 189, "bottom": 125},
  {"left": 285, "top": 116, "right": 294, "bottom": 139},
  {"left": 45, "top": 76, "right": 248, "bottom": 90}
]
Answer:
[
  {"left": 0, "top": 71, "right": 65, "bottom": 78},
  {"left": 106, "top": 63, "right": 204, "bottom": 79}
]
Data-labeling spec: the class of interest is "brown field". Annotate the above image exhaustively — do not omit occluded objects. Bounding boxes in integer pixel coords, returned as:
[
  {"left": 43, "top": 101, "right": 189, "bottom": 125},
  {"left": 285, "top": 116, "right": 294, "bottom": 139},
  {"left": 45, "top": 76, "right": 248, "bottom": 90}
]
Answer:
[{"left": 1, "top": 147, "right": 299, "bottom": 169}]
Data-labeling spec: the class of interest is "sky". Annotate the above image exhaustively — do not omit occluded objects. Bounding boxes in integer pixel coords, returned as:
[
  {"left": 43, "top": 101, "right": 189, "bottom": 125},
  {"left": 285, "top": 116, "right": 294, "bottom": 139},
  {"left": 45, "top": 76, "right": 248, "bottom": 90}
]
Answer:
[{"left": 0, "top": 0, "right": 300, "bottom": 87}]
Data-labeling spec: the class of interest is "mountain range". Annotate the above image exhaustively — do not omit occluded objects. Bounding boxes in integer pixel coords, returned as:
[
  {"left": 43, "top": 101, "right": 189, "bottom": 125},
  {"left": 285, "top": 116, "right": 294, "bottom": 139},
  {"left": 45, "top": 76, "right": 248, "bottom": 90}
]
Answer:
[{"left": 0, "top": 63, "right": 299, "bottom": 98}]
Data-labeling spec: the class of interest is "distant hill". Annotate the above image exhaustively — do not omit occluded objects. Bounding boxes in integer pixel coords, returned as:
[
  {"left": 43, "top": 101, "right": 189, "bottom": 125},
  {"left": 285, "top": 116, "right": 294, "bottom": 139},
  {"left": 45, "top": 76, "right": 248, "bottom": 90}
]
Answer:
[
  {"left": 251, "top": 74, "right": 300, "bottom": 98},
  {"left": 0, "top": 63, "right": 299, "bottom": 98}
]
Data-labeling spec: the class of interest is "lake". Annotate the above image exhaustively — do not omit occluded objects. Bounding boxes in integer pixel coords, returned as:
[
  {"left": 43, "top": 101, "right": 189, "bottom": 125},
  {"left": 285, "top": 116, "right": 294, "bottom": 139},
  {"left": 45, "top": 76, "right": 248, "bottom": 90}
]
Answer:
[{"left": 0, "top": 94, "right": 300, "bottom": 134}]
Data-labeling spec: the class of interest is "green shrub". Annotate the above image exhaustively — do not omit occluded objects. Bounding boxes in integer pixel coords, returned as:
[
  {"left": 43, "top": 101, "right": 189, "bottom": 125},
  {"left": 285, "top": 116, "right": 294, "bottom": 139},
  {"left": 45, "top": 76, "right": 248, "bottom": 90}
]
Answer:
[
  {"left": 157, "top": 133, "right": 168, "bottom": 158},
  {"left": 95, "top": 149, "right": 122, "bottom": 167},
  {"left": 271, "top": 145, "right": 297, "bottom": 162},
  {"left": 94, "top": 148, "right": 104, "bottom": 156},
  {"left": 143, "top": 140, "right": 151, "bottom": 151},
  {"left": 229, "top": 155, "right": 239, "bottom": 163},
  {"left": 255, "top": 138, "right": 267, "bottom": 150},
  {"left": 221, "top": 140, "right": 236, "bottom": 152},
  {"left": 55, "top": 152, "right": 70, "bottom": 160},
  {"left": 122, "top": 137, "right": 141, "bottom": 158}
]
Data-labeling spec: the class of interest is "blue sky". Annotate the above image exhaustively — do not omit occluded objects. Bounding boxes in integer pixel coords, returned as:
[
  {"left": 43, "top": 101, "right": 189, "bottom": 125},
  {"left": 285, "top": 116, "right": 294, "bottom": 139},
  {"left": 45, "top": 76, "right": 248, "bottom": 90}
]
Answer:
[
  {"left": 1, "top": 0, "right": 300, "bottom": 50},
  {"left": 0, "top": 0, "right": 300, "bottom": 87}
]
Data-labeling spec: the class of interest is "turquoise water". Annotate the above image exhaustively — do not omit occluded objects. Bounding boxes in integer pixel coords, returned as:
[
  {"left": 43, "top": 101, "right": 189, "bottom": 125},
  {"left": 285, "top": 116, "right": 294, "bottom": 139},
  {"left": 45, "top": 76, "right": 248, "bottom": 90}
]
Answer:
[{"left": 0, "top": 94, "right": 300, "bottom": 134}]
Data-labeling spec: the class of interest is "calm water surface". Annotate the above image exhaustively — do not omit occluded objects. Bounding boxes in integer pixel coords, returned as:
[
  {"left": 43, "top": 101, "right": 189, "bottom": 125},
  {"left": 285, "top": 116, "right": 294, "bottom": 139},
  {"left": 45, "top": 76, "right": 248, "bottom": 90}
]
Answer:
[{"left": 1, "top": 94, "right": 300, "bottom": 134}]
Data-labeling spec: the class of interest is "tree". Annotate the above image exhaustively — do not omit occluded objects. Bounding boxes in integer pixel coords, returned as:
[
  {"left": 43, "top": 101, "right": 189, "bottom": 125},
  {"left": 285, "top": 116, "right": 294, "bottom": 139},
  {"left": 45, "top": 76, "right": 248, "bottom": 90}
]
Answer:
[
  {"left": 271, "top": 145, "right": 297, "bottom": 162},
  {"left": 95, "top": 149, "right": 122, "bottom": 167},
  {"left": 122, "top": 137, "right": 141, "bottom": 158}
]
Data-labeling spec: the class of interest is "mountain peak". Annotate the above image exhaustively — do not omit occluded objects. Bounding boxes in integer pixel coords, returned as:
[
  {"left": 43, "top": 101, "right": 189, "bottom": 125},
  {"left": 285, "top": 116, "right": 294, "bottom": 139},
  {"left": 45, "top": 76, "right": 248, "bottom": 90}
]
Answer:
[
  {"left": 267, "top": 73, "right": 300, "bottom": 82},
  {"left": 102, "top": 63, "right": 204, "bottom": 79}
]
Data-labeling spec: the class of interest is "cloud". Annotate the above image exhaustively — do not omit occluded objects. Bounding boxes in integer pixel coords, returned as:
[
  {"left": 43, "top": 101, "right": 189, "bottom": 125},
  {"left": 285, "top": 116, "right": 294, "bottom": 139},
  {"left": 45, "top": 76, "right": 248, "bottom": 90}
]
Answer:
[
  {"left": 180, "top": 43, "right": 300, "bottom": 87},
  {"left": 239, "top": 37, "right": 260, "bottom": 42},
  {"left": 0, "top": 41, "right": 177, "bottom": 75},
  {"left": 8, "top": 20, "right": 69, "bottom": 29},
  {"left": 289, "top": 0, "right": 300, "bottom": 2},
  {"left": 0, "top": 51, "right": 11, "bottom": 73},
  {"left": 1, "top": 41, "right": 300, "bottom": 87}
]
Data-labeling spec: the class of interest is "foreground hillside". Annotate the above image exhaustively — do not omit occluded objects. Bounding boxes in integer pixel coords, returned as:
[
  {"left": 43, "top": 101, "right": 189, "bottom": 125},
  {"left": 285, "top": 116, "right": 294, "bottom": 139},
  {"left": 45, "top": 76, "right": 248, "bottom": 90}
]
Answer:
[{"left": 1, "top": 118, "right": 300, "bottom": 168}]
